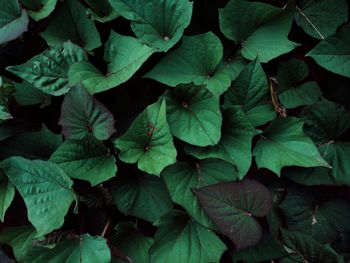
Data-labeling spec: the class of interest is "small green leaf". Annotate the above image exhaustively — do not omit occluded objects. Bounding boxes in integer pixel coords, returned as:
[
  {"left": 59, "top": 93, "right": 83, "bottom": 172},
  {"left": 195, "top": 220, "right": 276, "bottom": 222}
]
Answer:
[
  {"left": 0, "top": 226, "right": 37, "bottom": 262},
  {"left": 186, "top": 107, "right": 256, "bottom": 179},
  {"left": 7, "top": 42, "right": 87, "bottom": 96},
  {"left": 163, "top": 84, "right": 222, "bottom": 146},
  {"left": 295, "top": 0, "right": 348, "bottom": 39},
  {"left": 0, "top": 157, "right": 75, "bottom": 237},
  {"left": 68, "top": 32, "right": 155, "bottom": 94},
  {"left": 59, "top": 85, "right": 116, "bottom": 141},
  {"left": 193, "top": 179, "right": 272, "bottom": 249},
  {"left": 21, "top": 0, "right": 57, "bottom": 21},
  {"left": 111, "top": 173, "right": 173, "bottom": 222},
  {"left": 276, "top": 58, "right": 322, "bottom": 108},
  {"left": 219, "top": 0, "right": 298, "bottom": 62},
  {"left": 0, "top": 170, "right": 14, "bottom": 222},
  {"left": 50, "top": 135, "right": 117, "bottom": 186},
  {"left": 0, "top": 0, "right": 29, "bottom": 44},
  {"left": 162, "top": 159, "right": 237, "bottom": 228},
  {"left": 109, "top": 0, "right": 192, "bottom": 52},
  {"left": 150, "top": 212, "right": 226, "bottom": 263},
  {"left": 253, "top": 117, "right": 329, "bottom": 176},
  {"left": 41, "top": 0, "right": 101, "bottom": 51},
  {"left": 114, "top": 99, "right": 177, "bottom": 176},
  {"left": 145, "top": 32, "right": 233, "bottom": 95},
  {"left": 307, "top": 24, "right": 350, "bottom": 78},
  {"left": 24, "top": 234, "right": 111, "bottom": 263}
]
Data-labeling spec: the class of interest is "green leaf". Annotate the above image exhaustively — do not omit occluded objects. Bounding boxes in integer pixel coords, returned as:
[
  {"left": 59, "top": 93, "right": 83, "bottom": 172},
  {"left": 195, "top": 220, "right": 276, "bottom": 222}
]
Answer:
[
  {"left": 0, "top": 77, "right": 13, "bottom": 121},
  {"left": 41, "top": 0, "right": 101, "bottom": 51},
  {"left": 281, "top": 229, "right": 344, "bottom": 263},
  {"left": 0, "top": 157, "right": 75, "bottom": 237},
  {"left": 50, "top": 135, "right": 117, "bottom": 186},
  {"left": 163, "top": 84, "right": 222, "bottom": 146},
  {"left": 59, "top": 85, "right": 116, "bottom": 141},
  {"left": 0, "top": 170, "right": 14, "bottom": 222},
  {"left": 307, "top": 24, "right": 350, "bottom": 78},
  {"left": 253, "top": 117, "right": 329, "bottom": 176},
  {"left": 6, "top": 42, "right": 87, "bottom": 96},
  {"left": 280, "top": 186, "right": 350, "bottom": 243},
  {"left": 162, "top": 159, "right": 238, "bottom": 228},
  {"left": 111, "top": 173, "right": 173, "bottom": 222},
  {"left": 295, "top": 0, "right": 348, "bottom": 39},
  {"left": 111, "top": 222, "right": 153, "bottom": 263},
  {"left": 24, "top": 234, "right": 111, "bottom": 263},
  {"left": 294, "top": 100, "right": 350, "bottom": 185},
  {"left": 149, "top": 212, "right": 226, "bottom": 263},
  {"left": 231, "top": 233, "right": 288, "bottom": 263},
  {"left": 223, "top": 59, "right": 276, "bottom": 126},
  {"left": 0, "top": 226, "right": 37, "bottom": 262},
  {"left": 108, "top": 0, "right": 192, "bottom": 52},
  {"left": 21, "top": 0, "right": 57, "bottom": 21},
  {"left": 68, "top": 32, "right": 155, "bottom": 94},
  {"left": 276, "top": 58, "right": 322, "bottom": 108},
  {"left": 219, "top": 0, "right": 298, "bottom": 62},
  {"left": 193, "top": 179, "right": 272, "bottom": 249},
  {"left": 185, "top": 107, "right": 256, "bottom": 179},
  {"left": 145, "top": 32, "right": 233, "bottom": 95},
  {"left": 0, "top": 125, "right": 62, "bottom": 160},
  {"left": 14, "top": 81, "right": 51, "bottom": 108},
  {"left": 0, "top": 0, "right": 29, "bottom": 44},
  {"left": 114, "top": 99, "right": 177, "bottom": 176},
  {"left": 85, "top": 0, "right": 119, "bottom": 23}
]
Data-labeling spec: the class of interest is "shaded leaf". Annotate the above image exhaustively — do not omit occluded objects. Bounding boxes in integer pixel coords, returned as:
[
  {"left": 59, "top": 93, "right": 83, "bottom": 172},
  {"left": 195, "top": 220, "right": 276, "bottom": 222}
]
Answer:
[
  {"left": 0, "top": 170, "right": 14, "bottom": 222},
  {"left": 85, "top": 0, "right": 119, "bottom": 23},
  {"left": 21, "top": 0, "right": 57, "bottom": 21},
  {"left": 14, "top": 81, "right": 51, "bottom": 108}
]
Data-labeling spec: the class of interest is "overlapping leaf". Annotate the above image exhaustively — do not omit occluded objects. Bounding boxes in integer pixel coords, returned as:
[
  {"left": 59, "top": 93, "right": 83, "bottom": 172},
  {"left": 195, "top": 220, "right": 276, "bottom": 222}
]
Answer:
[
  {"left": 21, "top": 0, "right": 57, "bottom": 21},
  {"left": 85, "top": 0, "right": 119, "bottom": 23},
  {"left": 0, "top": 170, "right": 14, "bottom": 222}
]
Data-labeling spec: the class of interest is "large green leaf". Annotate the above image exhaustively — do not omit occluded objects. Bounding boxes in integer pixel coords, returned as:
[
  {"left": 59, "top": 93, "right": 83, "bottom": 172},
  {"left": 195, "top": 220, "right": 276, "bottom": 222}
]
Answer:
[
  {"left": 59, "top": 85, "right": 116, "bottom": 141},
  {"left": 0, "top": 226, "right": 37, "bottom": 262},
  {"left": 7, "top": 42, "right": 87, "bottom": 96},
  {"left": 280, "top": 186, "right": 350, "bottom": 243},
  {"left": 281, "top": 229, "right": 344, "bottom": 263},
  {"left": 307, "top": 23, "right": 350, "bottom": 78},
  {"left": 41, "top": 0, "right": 101, "bottom": 51},
  {"left": 68, "top": 32, "right": 155, "bottom": 94},
  {"left": 0, "top": 170, "right": 14, "bottom": 222},
  {"left": 295, "top": 0, "right": 348, "bottom": 39},
  {"left": 111, "top": 173, "right": 173, "bottom": 222},
  {"left": 108, "top": 0, "right": 192, "bottom": 51},
  {"left": 111, "top": 222, "right": 153, "bottom": 263},
  {"left": 186, "top": 107, "right": 256, "bottom": 179},
  {"left": 21, "top": 0, "right": 57, "bottom": 21},
  {"left": 163, "top": 84, "right": 222, "bottom": 146},
  {"left": 149, "top": 212, "right": 226, "bottom": 263},
  {"left": 85, "top": 0, "right": 119, "bottom": 23},
  {"left": 0, "top": 0, "right": 29, "bottom": 44},
  {"left": 50, "top": 135, "right": 117, "bottom": 186},
  {"left": 253, "top": 117, "right": 329, "bottom": 176},
  {"left": 219, "top": 0, "right": 298, "bottom": 62},
  {"left": 231, "top": 234, "right": 288, "bottom": 263},
  {"left": 223, "top": 59, "right": 276, "bottom": 126},
  {"left": 162, "top": 159, "right": 237, "bottom": 228},
  {"left": 0, "top": 125, "right": 63, "bottom": 160},
  {"left": 0, "top": 157, "right": 75, "bottom": 237},
  {"left": 14, "top": 81, "right": 51, "bottom": 108},
  {"left": 276, "top": 58, "right": 322, "bottom": 108},
  {"left": 24, "top": 234, "right": 111, "bottom": 263},
  {"left": 145, "top": 32, "right": 234, "bottom": 95},
  {"left": 293, "top": 100, "right": 350, "bottom": 185},
  {"left": 114, "top": 99, "right": 177, "bottom": 176},
  {"left": 193, "top": 179, "right": 272, "bottom": 249}
]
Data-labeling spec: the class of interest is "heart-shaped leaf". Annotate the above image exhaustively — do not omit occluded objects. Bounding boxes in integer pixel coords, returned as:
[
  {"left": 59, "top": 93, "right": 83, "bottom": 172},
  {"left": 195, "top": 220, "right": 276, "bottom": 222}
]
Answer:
[
  {"left": 0, "top": 157, "right": 75, "bottom": 237},
  {"left": 59, "top": 85, "right": 116, "bottom": 141},
  {"left": 114, "top": 99, "right": 176, "bottom": 175},
  {"left": 108, "top": 0, "right": 193, "bottom": 52},
  {"left": 163, "top": 84, "right": 222, "bottom": 146},
  {"left": 193, "top": 179, "right": 272, "bottom": 249}
]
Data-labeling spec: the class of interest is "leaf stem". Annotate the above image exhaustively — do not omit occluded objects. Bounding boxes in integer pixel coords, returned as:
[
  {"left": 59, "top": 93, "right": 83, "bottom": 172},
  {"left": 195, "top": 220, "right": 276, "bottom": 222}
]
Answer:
[{"left": 101, "top": 216, "right": 112, "bottom": 238}]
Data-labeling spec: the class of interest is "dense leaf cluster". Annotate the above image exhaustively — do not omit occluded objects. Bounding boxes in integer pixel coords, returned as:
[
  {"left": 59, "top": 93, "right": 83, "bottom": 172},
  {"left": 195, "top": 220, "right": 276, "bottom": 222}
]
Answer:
[{"left": 0, "top": 0, "right": 350, "bottom": 262}]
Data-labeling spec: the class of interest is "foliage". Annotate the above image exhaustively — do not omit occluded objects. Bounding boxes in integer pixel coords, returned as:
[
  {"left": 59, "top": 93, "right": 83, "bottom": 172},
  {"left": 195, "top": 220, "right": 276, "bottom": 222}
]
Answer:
[{"left": 0, "top": 0, "right": 349, "bottom": 262}]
